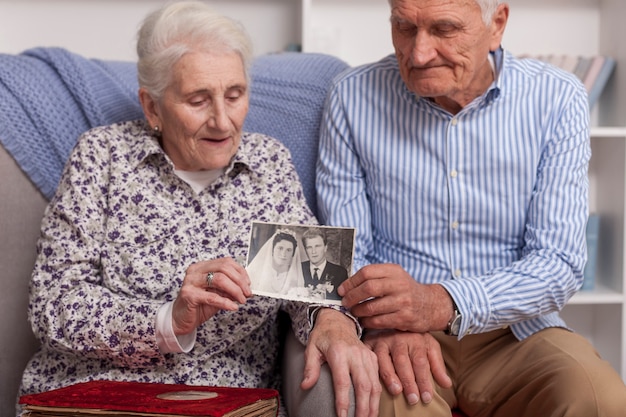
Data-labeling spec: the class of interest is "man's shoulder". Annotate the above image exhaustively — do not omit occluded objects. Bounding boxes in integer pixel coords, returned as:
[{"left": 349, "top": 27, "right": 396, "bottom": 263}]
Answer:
[
  {"left": 503, "top": 50, "right": 585, "bottom": 93},
  {"left": 326, "top": 261, "right": 348, "bottom": 275}
]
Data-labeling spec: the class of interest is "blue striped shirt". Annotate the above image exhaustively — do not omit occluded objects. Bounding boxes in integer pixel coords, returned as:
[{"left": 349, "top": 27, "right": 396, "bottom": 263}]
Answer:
[{"left": 316, "top": 48, "right": 591, "bottom": 340}]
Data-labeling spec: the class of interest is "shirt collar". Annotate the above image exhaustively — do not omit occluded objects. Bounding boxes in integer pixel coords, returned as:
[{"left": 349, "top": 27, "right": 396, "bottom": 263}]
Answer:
[
  {"left": 129, "top": 124, "right": 259, "bottom": 179},
  {"left": 311, "top": 260, "right": 327, "bottom": 277},
  {"left": 407, "top": 47, "right": 504, "bottom": 111},
  {"left": 485, "top": 46, "right": 504, "bottom": 102}
]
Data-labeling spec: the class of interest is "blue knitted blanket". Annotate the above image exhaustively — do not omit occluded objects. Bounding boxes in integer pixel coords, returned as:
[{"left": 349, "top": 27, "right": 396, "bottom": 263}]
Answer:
[
  {"left": 0, "top": 47, "right": 143, "bottom": 199},
  {"left": 0, "top": 47, "right": 349, "bottom": 213}
]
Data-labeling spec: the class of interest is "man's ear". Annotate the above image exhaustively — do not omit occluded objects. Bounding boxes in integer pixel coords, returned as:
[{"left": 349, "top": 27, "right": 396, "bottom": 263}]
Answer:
[
  {"left": 489, "top": 3, "right": 509, "bottom": 51},
  {"left": 139, "top": 87, "right": 161, "bottom": 129}
]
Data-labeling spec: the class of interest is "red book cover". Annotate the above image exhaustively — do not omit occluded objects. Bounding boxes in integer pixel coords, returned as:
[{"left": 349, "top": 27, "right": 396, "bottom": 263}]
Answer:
[{"left": 19, "top": 380, "right": 279, "bottom": 417}]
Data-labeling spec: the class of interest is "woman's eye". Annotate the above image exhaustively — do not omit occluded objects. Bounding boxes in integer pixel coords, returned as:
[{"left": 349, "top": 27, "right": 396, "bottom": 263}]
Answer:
[
  {"left": 226, "top": 92, "right": 242, "bottom": 101},
  {"left": 189, "top": 98, "right": 206, "bottom": 106}
]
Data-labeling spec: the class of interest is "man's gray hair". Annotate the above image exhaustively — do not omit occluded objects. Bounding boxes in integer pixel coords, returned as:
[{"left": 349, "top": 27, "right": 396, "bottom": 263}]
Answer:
[
  {"left": 388, "top": 0, "right": 501, "bottom": 26},
  {"left": 136, "top": 0, "right": 253, "bottom": 100},
  {"left": 475, "top": 0, "right": 501, "bottom": 25}
]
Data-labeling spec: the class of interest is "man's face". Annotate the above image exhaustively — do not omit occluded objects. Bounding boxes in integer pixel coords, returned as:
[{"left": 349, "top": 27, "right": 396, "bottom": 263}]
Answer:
[
  {"left": 390, "top": 0, "right": 507, "bottom": 110},
  {"left": 304, "top": 236, "right": 327, "bottom": 266}
]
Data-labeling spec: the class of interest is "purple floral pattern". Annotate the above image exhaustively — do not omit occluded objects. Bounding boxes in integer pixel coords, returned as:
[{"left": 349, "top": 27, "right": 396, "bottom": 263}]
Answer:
[{"left": 20, "top": 120, "right": 317, "bottom": 412}]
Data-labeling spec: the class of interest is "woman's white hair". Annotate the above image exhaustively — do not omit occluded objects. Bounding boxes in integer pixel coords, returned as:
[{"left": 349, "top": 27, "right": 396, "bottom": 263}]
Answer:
[
  {"left": 388, "top": 0, "right": 501, "bottom": 26},
  {"left": 136, "top": 0, "right": 253, "bottom": 100}
]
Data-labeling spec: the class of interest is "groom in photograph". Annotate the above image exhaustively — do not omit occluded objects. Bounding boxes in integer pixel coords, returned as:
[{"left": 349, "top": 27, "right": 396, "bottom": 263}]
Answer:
[{"left": 301, "top": 228, "right": 348, "bottom": 300}]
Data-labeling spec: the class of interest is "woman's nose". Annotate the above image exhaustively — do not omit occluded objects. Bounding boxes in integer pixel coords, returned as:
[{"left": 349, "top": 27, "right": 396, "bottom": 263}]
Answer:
[{"left": 207, "top": 101, "right": 229, "bottom": 130}]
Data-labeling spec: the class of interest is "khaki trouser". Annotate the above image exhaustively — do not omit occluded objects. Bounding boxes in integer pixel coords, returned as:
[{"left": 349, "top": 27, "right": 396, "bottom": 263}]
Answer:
[{"left": 379, "top": 327, "right": 626, "bottom": 417}]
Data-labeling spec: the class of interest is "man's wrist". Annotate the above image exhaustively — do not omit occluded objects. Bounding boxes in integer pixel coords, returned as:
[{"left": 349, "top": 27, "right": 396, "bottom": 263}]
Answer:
[{"left": 444, "top": 298, "right": 462, "bottom": 336}]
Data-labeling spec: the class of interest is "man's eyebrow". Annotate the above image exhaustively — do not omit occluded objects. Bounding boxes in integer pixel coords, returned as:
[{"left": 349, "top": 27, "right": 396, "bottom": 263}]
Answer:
[{"left": 389, "top": 15, "right": 408, "bottom": 24}]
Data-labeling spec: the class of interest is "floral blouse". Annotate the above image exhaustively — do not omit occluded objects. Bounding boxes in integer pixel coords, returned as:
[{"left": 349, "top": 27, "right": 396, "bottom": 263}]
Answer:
[{"left": 19, "top": 120, "right": 317, "bottom": 405}]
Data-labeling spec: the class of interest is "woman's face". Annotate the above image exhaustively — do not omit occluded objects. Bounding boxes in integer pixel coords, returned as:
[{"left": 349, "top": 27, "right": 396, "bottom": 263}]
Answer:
[
  {"left": 272, "top": 239, "right": 296, "bottom": 272},
  {"left": 141, "top": 51, "right": 249, "bottom": 171}
]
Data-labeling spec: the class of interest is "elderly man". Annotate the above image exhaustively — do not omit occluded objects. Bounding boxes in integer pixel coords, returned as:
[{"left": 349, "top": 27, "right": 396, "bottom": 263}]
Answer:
[{"left": 308, "top": 0, "right": 626, "bottom": 416}]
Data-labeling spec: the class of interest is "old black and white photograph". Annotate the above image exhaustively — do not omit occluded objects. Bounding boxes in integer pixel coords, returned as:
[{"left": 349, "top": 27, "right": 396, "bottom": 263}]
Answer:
[{"left": 246, "top": 221, "right": 355, "bottom": 305}]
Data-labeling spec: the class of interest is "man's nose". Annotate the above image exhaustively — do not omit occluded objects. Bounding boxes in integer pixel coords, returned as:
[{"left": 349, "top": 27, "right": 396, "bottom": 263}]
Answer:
[{"left": 411, "top": 30, "right": 437, "bottom": 65}]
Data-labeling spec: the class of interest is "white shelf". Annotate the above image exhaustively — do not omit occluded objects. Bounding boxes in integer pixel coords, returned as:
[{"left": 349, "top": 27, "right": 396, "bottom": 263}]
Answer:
[
  {"left": 579, "top": 122, "right": 626, "bottom": 380},
  {"left": 591, "top": 127, "right": 626, "bottom": 137},
  {"left": 570, "top": 285, "right": 625, "bottom": 305}
]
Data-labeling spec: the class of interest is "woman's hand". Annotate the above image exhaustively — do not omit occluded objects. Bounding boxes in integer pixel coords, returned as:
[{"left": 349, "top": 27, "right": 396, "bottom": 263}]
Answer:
[
  {"left": 171, "top": 257, "right": 252, "bottom": 335},
  {"left": 303, "top": 308, "right": 381, "bottom": 417}
]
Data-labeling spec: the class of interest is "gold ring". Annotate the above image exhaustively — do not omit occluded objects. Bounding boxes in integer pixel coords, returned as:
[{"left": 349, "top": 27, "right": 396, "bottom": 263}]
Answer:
[{"left": 206, "top": 272, "right": 215, "bottom": 288}]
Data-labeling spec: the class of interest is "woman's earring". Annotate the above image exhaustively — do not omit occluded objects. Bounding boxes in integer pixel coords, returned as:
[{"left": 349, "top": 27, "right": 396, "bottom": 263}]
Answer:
[{"left": 153, "top": 125, "right": 161, "bottom": 136}]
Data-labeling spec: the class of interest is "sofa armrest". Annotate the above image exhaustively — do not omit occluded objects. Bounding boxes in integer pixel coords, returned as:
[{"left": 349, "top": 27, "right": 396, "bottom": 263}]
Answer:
[{"left": 0, "top": 144, "right": 45, "bottom": 416}]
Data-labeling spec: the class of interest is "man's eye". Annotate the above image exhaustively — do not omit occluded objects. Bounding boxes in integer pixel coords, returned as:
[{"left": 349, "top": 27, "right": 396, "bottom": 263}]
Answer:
[
  {"left": 395, "top": 22, "right": 417, "bottom": 35},
  {"left": 434, "top": 23, "right": 460, "bottom": 36}
]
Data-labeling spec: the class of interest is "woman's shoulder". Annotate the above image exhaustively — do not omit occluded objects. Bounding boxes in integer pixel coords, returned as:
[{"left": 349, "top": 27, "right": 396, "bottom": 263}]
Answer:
[
  {"left": 239, "top": 131, "right": 293, "bottom": 163},
  {"left": 71, "top": 120, "right": 155, "bottom": 160},
  {"left": 80, "top": 119, "right": 148, "bottom": 140},
  {"left": 241, "top": 131, "right": 288, "bottom": 149},
  {"left": 75, "top": 120, "right": 148, "bottom": 147}
]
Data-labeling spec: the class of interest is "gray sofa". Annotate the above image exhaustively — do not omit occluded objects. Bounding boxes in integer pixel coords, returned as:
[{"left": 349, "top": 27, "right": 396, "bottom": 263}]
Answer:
[{"left": 0, "top": 47, "right": 349, "bottom": 416}]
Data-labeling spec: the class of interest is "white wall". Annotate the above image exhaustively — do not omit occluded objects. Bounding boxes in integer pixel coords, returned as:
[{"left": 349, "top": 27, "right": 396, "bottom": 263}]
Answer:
[
  {"left": 1, "top": 0, "right": 601, "bottom": 66},
  {"left": 0, "top": 0, "right": 299, "bottom": 61},
  {"left": 303, "top": 0, "right": 601, "bottom": 66}
]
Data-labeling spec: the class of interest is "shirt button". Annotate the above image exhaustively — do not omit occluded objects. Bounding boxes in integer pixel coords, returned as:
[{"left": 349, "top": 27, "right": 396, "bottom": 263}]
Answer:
[
  {"left": 451, "top": 118, "right": 458, "bottom": 126},
  {"left": 450, "top": 170, "right": 458, "bottom": 178},
  {"left": 454, "top": 269, "right": 462, "bottom": 277},
  {"left": 451, "top": 221, "right": 459, "bottom": 230}
]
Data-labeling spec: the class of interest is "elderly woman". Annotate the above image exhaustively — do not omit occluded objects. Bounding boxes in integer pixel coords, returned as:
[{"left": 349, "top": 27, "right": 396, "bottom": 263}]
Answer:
[{"left": 17, "top": 2, "right": 379, "bottom": 417}]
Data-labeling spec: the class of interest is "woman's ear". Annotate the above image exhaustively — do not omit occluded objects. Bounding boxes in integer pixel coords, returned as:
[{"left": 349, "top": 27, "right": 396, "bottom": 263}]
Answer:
[{"left": 139, "top": 87, "right": 160, "bottom": 129}]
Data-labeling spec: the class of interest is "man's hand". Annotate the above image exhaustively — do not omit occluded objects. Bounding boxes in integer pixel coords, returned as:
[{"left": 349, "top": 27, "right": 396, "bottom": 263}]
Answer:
[
  {"left": 303, "top": 308, "right": 381, "bottom": 417},
  {"left": 365, "top": 330, "right": 451, "bottom": 405},
  {"left": 338, "top": 264, "right": 453, "bottom": 333}
]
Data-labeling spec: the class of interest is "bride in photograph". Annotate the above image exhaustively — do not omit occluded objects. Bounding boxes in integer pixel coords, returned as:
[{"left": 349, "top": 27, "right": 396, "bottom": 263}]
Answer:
[{"left": 247, "top": 229, "right": 304, "bottom": 295}]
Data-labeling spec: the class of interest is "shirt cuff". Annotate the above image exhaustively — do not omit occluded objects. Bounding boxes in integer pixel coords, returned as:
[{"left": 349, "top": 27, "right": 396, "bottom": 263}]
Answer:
[
  {"left": 156, "top": 301, "right": 196, "bottom": 353},
  {"left": 307, "top": 304, "right": 363, "bottom": 339},
  {"left": 439, "top": 278, "right": 491, "bottom": 339}
]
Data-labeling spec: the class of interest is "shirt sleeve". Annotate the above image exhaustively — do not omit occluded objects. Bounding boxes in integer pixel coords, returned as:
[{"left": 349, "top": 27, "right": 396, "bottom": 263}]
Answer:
[
  {"left": 156, "top": 301, "right": 196, "bottom": 353},
  {"left": 28, "top": 129, "right": 166, "bottom": 367},
  {"left": 316, "top": 85, "right": 374, "bottom": 273}
]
